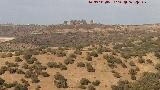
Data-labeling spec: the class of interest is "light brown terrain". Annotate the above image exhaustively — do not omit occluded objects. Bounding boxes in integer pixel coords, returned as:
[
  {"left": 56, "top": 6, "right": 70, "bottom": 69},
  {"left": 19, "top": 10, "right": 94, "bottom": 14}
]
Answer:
[{"left": 0, "top": 23, "right": 160, "bottom": 90}]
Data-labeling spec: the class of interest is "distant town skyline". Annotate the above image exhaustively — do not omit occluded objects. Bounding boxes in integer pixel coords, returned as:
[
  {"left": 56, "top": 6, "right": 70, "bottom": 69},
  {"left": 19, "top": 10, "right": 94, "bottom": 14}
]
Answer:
[{"left": 0, "top": 0, "right": 159, "bottom": 25}]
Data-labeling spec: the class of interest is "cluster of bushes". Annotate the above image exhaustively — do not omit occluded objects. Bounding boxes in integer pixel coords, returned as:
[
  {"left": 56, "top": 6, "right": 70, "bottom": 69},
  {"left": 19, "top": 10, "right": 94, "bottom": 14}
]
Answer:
[
  {"left": 0, "top": 77, "right": 29, "bottom": 90},
  {"left": 47, "top": 62, "right": 67, "bottom": 70},
  {"left": 103, "top": 54, "right": 122, "bottom": 64},
  {"left": 54, "top": 72, "right": 68, "bottom": 88},
  {"left": 25, "top": 57, "right": 37, "bottom": 64},
  {"left": 79, "top": 78, "right": 100, "bottom": 90},
  {"left": 24, "top": 70, "right": 40, "bottom": 83},
  {"left": 103, "top": 54, "right": 122, "bottom": 69},
  {"left": 112, "top": 72, "right": 160, "bottom": 90},
  {"left": 1, "top": 52, "right": 13, "bottom": 58}
]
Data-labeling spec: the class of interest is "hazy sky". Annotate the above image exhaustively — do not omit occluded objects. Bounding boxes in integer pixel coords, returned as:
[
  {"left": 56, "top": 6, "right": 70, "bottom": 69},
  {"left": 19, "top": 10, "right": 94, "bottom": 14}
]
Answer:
[{"left": 0, "top": 0, "right": 159, "bottom": 24}]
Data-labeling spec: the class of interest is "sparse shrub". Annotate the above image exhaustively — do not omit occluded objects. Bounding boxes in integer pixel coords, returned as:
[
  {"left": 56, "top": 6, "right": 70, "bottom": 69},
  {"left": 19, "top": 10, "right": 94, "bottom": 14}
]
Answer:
[
  {"left": 16, "top": 69, "right": 25, "bottom": 74},
  {"left": 6, "top": 52, "right": 13, "bottom": 57},
  {"left": 129, "top": 61, "right": 136, "bottom": 66},
  {"left": 87, "top": 85, "right": 95, "bottom": 90},
  {"left": 92, "top": 80, "right": 100, "bottom": 86},
  {"left": 30, "top": 57, "right": 38, "bottom": 62},
  {"left": 131, "top": 74, "right": 136, "bottom": 80},
  {"left": 21, "top": 79, "right": 30, "bottom": 87},
  {"left": 46, "top": 48, "right": 52, "bottom": 52},
  {"left": 31, "top": 76, "right": 40, "bottom": 83},
  {"left": 108, "top": 63, "right": 117, "bottom": 69},
  {"left": 24, "top": 70, "right": 32, "bottom": 78},
  {"left": 86, "top": 63, "right": 95, "bottom": 72},
  {"left": 15, "top": 57, "right": 23, "bottom": 62},
  {"left": 112, "top": 51, "right": 117, "bottom": 56},
  {"left": 4, "top": 82, "right": 15, "bottom": 88},
  {"left": 1, "top": 66, "right": 7, "bottom": 70},
  {"left": 41, "top": 72, "right": 50, "bottom": 77},
  {"left": 129, "top": 69, "right": 137, "bottom": 75},
  {"left": 0, "top": 77, "right": 5, "bottom": 85},
  {"left": 41, "top": 50, "right": 47, "bottom": 54},
  {"left": 23, "top": 53, "right": 32, "bottom": 60},
  {"left": 155, "top": 50, "right": 160, "bottom": 59},
  {"left": 78, "top": 85, "right": 86, "bottom": 89},
  {"left": 64, "top": 58, "right": 75, "bottom": 65},
  {"left": 138, "top": 58, "right": 145, "bottom": 63},
  {"left": 90, "top": 51, "right": 98, "bottom": 57},
  {"left": 35, "top": 85, "right": 41, "bottom": 90},
  {"left": 8, "top": 68, "right": 17, "bottom": 74},
  {"left": 56, "top": 50, "right": 66, "bottom": 57},
  {"left": 112, "top": 71, "right": 121, "bottom": 78},
  {"left": 86, "top": 55, "right": 92, "bottom": 61},
  {"left": 5, "top": 62, "right": 19, "bottom": 67},
  {"left": 0, "top": 70, "right": 5, "bottom": 75},
  {"left": 146, "top": 59, "right": 153, "bottom": 64},
  {"left": 14, "top": 83, "right": 28, "bottom": 90},
  {"left": 121, "top": 53, "right": 131, "bottom": 59},
  {"left": 80, "top": 78, "right": 91, "bottom": 85},
  {"left": 1, "top": 53, "right": 6, "bottom": 58},
  {"left": 22, "top": 63, "right": 29, "bottom": 69},
  {"left": 111, "top": 80, "right": 130, "bottom": 90},
  {"left": 59, "top": 64, "right": 67, "bottom": 70},
  {"left": 69, "top": 53, "right": 76, "bottom": 59},
  {"left": 26, "top": 59, "right": 34, "bottom": 64},
  {"left": 121, "top": 63, "right": 127, "bottom": 68},
  {"left": 15, "top": 51, "right": 23, "bottom": 56},
  {"left": 77, "top": 62, "right": 85, "bottom": 67},
  {"left": 155, "top": 63, "right": 160, "bottom": 71},
  {"left": 47, "top": 62, "right": 57, "bottom": 68},
  {"left": 74, "top": 50, "right": 82, "bottom": 55},
  {"left": 50, "top": 49, "right": 56, "bottom": 55},
  {"left": 54, "top": 72, "right": 68, "bottom": 88}
]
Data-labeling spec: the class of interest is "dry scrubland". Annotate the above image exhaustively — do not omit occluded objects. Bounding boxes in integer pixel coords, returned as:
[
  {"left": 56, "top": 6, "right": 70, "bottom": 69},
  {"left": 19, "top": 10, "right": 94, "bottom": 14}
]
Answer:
[{"left": 0, "top": 23, "right": 160, "bottom": 90}]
